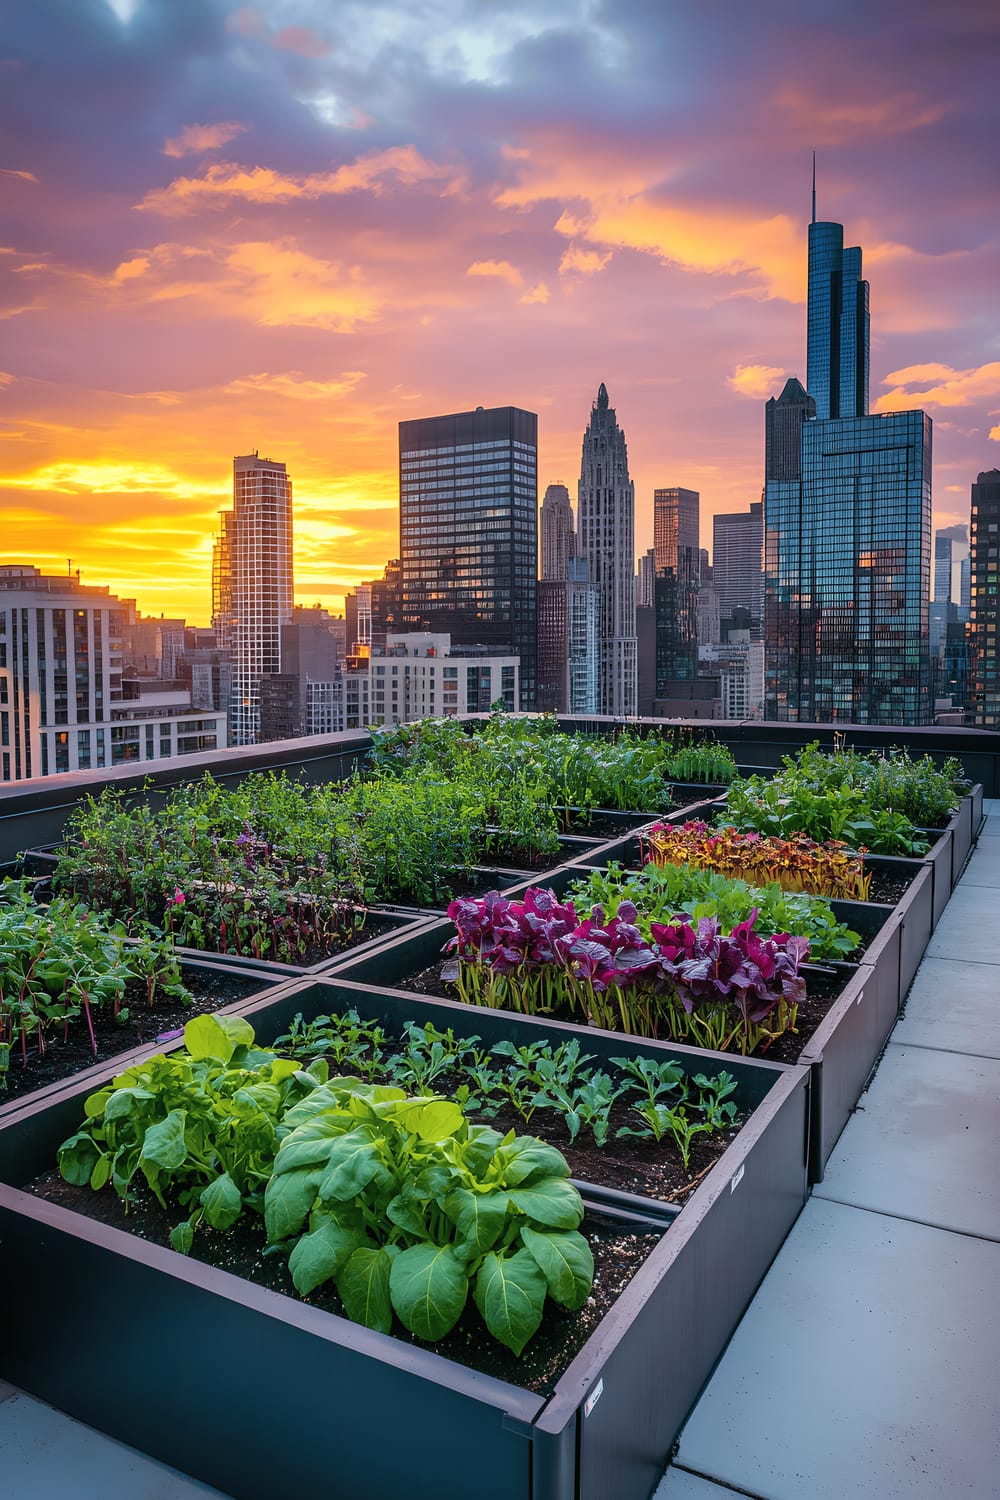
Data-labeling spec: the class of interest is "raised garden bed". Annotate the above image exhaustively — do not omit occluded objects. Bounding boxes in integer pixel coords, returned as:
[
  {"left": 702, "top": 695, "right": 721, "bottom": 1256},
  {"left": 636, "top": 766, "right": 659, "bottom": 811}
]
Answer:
[
  {"left": 0, "top": 976, "right": 809, "bottom": 1500},
  {"left": 0, "top": 957, "right": 285, "bottom": 1117}
]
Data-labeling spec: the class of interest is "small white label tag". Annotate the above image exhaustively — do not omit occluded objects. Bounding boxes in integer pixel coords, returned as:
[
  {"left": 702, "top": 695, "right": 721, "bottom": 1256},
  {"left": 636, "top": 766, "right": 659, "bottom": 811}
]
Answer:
[
  {"left": 730, "top": 1163, "right": 745, "bottom": 1194},
  {"left": 856, "top": 989, "right": 865, "bottom": 1007},
  {"left": 584, "top": 1378, "right": 604, "bottom": 1418}
]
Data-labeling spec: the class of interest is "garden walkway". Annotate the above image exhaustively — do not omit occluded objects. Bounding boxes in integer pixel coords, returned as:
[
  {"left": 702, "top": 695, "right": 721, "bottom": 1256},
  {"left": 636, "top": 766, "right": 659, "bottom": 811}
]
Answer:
[
  {"left": 656, "top": 796, "right": 1000, "bottom": 1500},
  {"left": 2, "top": 803, "right": 997, "bottom": 1499}
]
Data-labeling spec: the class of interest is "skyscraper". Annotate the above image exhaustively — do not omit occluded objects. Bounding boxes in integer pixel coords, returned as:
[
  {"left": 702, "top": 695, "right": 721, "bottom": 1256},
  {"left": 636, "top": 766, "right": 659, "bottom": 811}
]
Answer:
[
  {"left": 653, "top": 487, "right": 699, "bottom": 574},
  {"left": 216, "top": 453, "right": 294, "bottom": 746},
  {"left": 399, "top": 405, "right": 537, "bottom": 709},
  {"left": 651, "top": 486, "right": 700, "bottom": 686},
  {"left": 577, "top": 383, "right": 636, "bottom": 716},
  {"left": 713, "top": 502, "right": 764, "bottom": 634},
  {"left": 970, "top": 469, "right": 1000, "bottom": 727},
  {"left": 540, "top": 483, "right": 576, "bottom": 581},
  {"left": 763, "top": 199, "right": 932, "bottom": 725}
]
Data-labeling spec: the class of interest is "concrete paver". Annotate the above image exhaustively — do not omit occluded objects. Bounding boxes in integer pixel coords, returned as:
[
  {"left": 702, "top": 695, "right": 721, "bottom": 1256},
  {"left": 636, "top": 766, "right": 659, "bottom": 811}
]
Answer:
[
  {"left": 892, "top": 955, "right": 1000, "bottom": 1058},
  {"left": 814, "top": 1043, "right": 1000, "bottom": 1239},
  {"left": 670, "top": 1199, "right": 1000, "bottom": 1500}
]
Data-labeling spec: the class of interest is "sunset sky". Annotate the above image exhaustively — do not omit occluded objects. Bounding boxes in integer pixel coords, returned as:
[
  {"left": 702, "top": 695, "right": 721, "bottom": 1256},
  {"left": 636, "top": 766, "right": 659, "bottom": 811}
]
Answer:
[{"left": 2, "top": 0, "right": 998, "bottom": 624}]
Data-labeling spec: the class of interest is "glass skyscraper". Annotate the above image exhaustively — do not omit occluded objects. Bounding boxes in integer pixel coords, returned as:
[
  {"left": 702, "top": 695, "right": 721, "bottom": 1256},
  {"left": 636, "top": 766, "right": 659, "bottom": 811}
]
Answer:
[
  {"left": 764, "top": 208, "right": 932, "bottom": 725},
  {"left": 399, "top": 406, "right": 537, "bottom": 709}
]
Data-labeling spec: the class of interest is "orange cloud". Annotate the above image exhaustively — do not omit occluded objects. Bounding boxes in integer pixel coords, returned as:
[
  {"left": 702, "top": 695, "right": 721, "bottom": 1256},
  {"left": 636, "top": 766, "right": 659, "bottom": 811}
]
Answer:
[
  {"left": 728, "top": 364, "right": 787, "bottom": 399},
  {"left": 990, "top": 425, "right": 1000, "bottom": 443},
  {"left": 497, "top": 141, "right": 802, "bottom": 299},
  {"left": 466, "top": 259, "right": 523, "bottom": 286},
  {"left": 163, "top": 122, "right": 247, "bottom": 158},
  {"left": 520, "top": 282, "right": 550, "bottom": 305},
  {"left": 0, "top": 168, "right": 38, "bottom": 183},
  {"left": 223, "top": 370, "right": 367, "bottom": 400},
  {"left": 875, "top": 361, "right": 1000, "bottom": 412},
  {"left": 776, "top": 87, "right": 947, "bottom": 144},
  {"left": 138, "top": 145, "right": 466, "bottom": 215},
  {"left": 559, "top": 244, "right": 612, "bottom": 275}
]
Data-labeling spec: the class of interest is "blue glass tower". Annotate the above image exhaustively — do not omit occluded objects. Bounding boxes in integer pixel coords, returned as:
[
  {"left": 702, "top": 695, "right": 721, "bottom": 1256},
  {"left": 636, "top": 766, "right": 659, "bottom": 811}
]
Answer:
[{"left": 764, "top": 183, "right": 932, "bottom": 725}]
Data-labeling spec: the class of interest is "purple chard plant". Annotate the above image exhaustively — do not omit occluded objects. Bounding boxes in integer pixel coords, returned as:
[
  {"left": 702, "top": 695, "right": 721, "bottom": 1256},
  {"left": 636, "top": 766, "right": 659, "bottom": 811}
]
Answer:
[{"left": 443, "top": 888, "right": 810, "bottom": 1056}]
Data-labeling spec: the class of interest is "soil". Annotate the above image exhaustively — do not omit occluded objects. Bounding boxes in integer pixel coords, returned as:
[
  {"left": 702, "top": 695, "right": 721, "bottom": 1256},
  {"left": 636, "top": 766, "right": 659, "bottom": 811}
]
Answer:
[
  {"left": 0, "top": 968, "right": 268, "bottom": 1105},
  {"left": 866, "top": 868, "right": 914, "bottom": 905},
  {"left": 392, "top": 956, "right": 852, "bottom": 1068},
  {"left": 29, "top": 1169, "right": 663, "bottom": 1398}
]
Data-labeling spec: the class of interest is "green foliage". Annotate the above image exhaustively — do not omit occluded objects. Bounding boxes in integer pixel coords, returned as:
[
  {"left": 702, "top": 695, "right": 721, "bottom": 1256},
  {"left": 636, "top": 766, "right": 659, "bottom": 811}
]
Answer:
[
  {"left": 267, "top": 1078, "right": 591, "bottom": 1354},
  {"left": 721, "top": 741, "right": 967, "bottom": 855},
  {"left": 568, "top": 861, "right": 861, "bottom": 961},
  {"left": 56, "top": 1012, "right": 314, "bottom": 1250},
  {"left": 369, "top": 713, "right": 737, "bottom": 821},
  {"left": 0, "top": 878, "right": 190, "bottom": 1084}
]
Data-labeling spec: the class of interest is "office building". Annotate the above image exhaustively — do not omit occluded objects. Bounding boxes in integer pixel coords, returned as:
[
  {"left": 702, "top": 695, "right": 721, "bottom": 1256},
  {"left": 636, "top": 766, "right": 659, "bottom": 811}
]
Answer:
[
  {"left": 970, "top": 469, "right": 1000, "bottom": 727},
  {"left": 540, "top": 484, "right": 576, "bottom": 582},
  {"left": 636, "top": 547, "right": 656, "bottom": 610},
  {"left": 536, "top": 579, "right": 568, "bottom": 713},
  {"left": 653, "top": 487, "right": 699, "bottom": 575},
  {"left": 399, "top": 406, "right": 537, "bottom": 709},
  {"left": 763, "top": 204, "right": 932, "bottom": 725},
  {"left": 577, "top": 383, "right": 637, "bottom": 716},
  {"left": 0, "top": 567, "right": 225, "bottom": 781},
  {"left": 713, "top": 503, "right": 763, "bottom": 636},
  {"left": 214, "top": 454, "right": 294, "bottom": 746},
  {"left": 651, "top": 486, "right": 700, "bottom": 691}
]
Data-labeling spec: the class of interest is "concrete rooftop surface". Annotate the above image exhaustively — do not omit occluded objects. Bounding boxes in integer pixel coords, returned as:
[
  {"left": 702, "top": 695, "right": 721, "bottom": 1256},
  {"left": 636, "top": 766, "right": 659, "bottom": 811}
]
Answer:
[{"left": 2, "top": 802, "right": 998, "bottom": 1500}]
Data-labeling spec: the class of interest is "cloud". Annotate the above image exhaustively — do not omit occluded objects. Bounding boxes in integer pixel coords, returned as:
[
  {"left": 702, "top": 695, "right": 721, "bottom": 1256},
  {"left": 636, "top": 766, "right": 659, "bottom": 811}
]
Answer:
[
  {"left": 273, "top": 26, "right": 332, "bottom": 58},
  {"left": 466, "top": 259, "right": 523, "bottom": 286},
  {"left": 0, "top": 168, "right": 37, "bottom": 182},
  {"left": 875, "top": 361, "right": 1000, "bottom": 412},
  {"left": 520, "top": 282, "right": 550, "bottom": 305},
  {"left": 559, "top": 244, "right": 612, "bottom": 275},
  {"left": 224, "top": 241, "right": 382, "bottom": 331},
  {"left": 727, "top": 364, "right": 787, "bottom": 399},
  {"left": 4, "top": 459, "right": 218, "bottom": 496},
  {"left": 137, "top": 146, "right": 467, "bottom": 215},
  {"left": 990, "top": 425, "right": 1000, "bottom": 443},
  {"left": 163, "top": 122, "right": 247, "bottom": 158},
  {"left": 223, "top": 371, "right": 367, "bottom": 400},
  {"left": 775, "top": 88, "right": 947, "bottom": 145}
]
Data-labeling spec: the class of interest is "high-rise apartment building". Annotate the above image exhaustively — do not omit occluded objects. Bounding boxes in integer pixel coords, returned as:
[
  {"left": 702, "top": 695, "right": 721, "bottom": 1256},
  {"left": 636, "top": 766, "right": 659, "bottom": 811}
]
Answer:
[
  {"left": 636, "top": 547, "right": 656, "bottom": 609},
  {"left": 577, "top": 383, "right": 636, "bottom": 716},
  {"left": 713, "top": 503, "right": 764, "bottom": 635},
  {"left": 540, "top": 484, "right": 576, "bottom": 581},
  {"left": 970, "top": 469, "right": 1000, "bottom": 727},
  {"left": 763, "top": 205, "right": 932, "bottom": 725},
  {"left": 0, "top": 567, "right": 225, "bottom": 780},
  {"left": 214, "top": 454, "right": 294, "bottom": 746},
  {"left": 399, "top": 406, "right": 537, "bottom": 709}
]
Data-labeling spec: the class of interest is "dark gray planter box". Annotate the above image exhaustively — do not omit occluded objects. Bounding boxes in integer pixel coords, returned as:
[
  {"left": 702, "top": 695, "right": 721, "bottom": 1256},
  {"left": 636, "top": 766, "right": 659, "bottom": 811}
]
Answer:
[
  {"left": 0, "top": 977, "right": 810, "bottom": 1500},
  {"left": 948, "top": 790, "right": 977, "bottom": 884},
  {"left": 918, "top": 824, "right": 954, "bottom": 928},
  {"left": 799, "top": 960, "right": 880, "bottom": 1181},
  {"left": 971, "top": 783, "right": 985, "bottom": 837},
  {"left": 872, "top": 860, "right": 933, "bottom": 1002}
]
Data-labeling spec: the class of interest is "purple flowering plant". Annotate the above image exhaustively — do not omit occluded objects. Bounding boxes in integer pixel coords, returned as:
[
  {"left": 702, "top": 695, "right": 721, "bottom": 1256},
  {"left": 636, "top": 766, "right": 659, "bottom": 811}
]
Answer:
[{"left": 444, "top": 887, "right": 810, "bottom": 1055}]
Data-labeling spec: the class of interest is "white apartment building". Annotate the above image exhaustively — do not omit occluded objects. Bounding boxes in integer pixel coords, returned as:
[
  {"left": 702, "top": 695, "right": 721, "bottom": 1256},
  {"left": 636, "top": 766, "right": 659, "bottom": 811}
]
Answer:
[
  {"left": 368, "top": 633, "right": 518, "bottom": 726},
  {"left": 0, "top": 567, "right": 226, "bottom": 781}
]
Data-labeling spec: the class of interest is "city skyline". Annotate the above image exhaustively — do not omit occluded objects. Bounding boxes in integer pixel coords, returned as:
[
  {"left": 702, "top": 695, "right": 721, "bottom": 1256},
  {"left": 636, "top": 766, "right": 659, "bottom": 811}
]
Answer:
[{"left": 1, "top": 0, "right": 998, "bottom": 623}]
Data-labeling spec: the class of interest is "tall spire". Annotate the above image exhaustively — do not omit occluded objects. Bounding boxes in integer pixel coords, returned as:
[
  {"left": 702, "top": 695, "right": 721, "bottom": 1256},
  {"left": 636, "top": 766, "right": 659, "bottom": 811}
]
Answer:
[
  {"left": 597, "top": 381, "right": 609, "bottom": 410},
  {"left": 811, "top": 150, "right": 816, "bottom": 225}
]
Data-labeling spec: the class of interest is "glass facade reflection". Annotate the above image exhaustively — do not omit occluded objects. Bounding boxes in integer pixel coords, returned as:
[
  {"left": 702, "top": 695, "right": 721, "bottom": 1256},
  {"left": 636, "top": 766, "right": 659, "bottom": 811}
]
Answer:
[
  {"left": 399, "top": 406, "right": 537, "bottom": 709},
  {"left": 766, "top": 411, "right": 932, "bottom": 724},
  {"left": 807, "top": 222, "right": 869, "bottom": 421}
]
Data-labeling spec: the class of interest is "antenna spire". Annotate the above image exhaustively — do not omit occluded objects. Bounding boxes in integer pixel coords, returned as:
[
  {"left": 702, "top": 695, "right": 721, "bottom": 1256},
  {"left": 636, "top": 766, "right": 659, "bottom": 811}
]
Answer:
[{"left": 811, "top": 150, "right": 816, "bottom": 224}]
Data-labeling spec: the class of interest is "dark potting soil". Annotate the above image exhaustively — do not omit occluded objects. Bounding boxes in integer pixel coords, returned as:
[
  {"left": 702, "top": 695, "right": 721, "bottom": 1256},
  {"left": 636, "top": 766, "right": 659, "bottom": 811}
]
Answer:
[
  {"left": 866, "top": 867, "right": 913, "bottom": 905},
  {"left": 29, "top": 1169, "right": 663, "bottom": 1398},
  {"left": 393, "top": 957, "right": 850, "bottom": 1069},
  {"left": 0, "top": 969, "right": 268, "bottom": 1105}
]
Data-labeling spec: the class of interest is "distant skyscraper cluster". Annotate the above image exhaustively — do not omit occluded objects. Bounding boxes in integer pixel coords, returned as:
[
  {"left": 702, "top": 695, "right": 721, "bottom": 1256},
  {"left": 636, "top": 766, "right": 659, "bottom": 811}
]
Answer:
[{"left": 15, "top": 164, "right": 1000, "bottom": 784}]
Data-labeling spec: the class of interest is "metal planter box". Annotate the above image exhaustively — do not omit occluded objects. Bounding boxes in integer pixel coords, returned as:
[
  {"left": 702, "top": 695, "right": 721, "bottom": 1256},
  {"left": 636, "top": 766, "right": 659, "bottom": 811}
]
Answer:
[{"left": 0, "top": 976, "right": 810, "bottom": 1500}]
